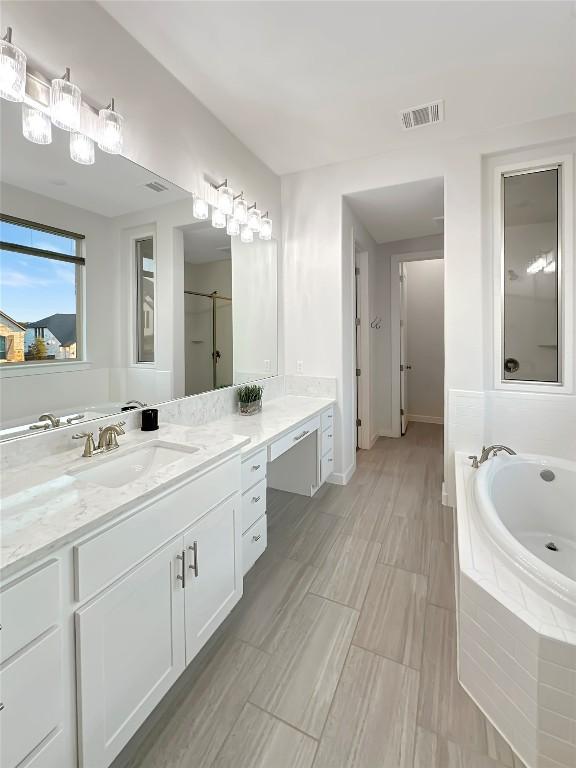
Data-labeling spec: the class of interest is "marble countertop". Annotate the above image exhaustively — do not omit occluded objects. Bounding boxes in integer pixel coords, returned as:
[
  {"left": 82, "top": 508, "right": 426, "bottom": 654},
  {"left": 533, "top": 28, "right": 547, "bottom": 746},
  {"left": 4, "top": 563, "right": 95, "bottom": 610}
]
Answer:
[{"left": 0, "top": 395, "right": 335, "bottom": 580}]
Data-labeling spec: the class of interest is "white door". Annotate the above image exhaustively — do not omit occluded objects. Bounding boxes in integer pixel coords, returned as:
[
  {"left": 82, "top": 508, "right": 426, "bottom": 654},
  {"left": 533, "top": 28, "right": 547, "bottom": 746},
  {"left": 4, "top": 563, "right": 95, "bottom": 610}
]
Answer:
[
  {"left": 399, "top": 263, "right": 409, "bottom": 435},
  {"left": 75, "top": 538, "right": 185, "bottom": 768},
  {"left": 183, "top": 494, "right": 242, "bottom": 664}
]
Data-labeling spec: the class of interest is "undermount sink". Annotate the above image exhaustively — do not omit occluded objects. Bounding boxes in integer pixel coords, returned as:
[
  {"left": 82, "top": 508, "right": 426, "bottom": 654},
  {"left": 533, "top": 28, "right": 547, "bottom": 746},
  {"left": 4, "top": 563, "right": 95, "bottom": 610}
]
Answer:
[{"left": 69, "top": 440, "right": 199, "bottom": 488}]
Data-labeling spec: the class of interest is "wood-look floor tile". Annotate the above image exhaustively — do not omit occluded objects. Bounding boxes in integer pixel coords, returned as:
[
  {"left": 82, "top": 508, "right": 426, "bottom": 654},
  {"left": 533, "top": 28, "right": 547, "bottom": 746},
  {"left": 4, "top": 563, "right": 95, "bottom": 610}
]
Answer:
[
  {"left": 313, "top": 645, "right": 419, "bottom": 768},
  {"left": 212, "top": 703, "right": 317, "bottom": 768},
  {"left": 250, "top": 594, "right": 358, "bottom": 738},
  {"left": 120, "top": 637, "right": 269, "bottom": 768},
  {"left": 341, "top": 495, "right": 391, "bottom": 541},
  {"left": 285, "top": 511, "right": 345, "bottom": 567},
  {"left": 229, "top": 554, "right": 317, "bottom": 653},
  {"left": 417, "top": 605, "right": 505, "bottom": 755},
  {"left": 310, "top": 534, "right": 381, "bottom": 609},
  {"left": 378, "top": 515, "right": 430, "bottom": 575},
  {"left": 428, "top": 539, "right": 456, "bottom": 610},
  {"left": 413, "top": 727, "right": 515, "bottom": 768},
  {"left": 353, "top": 563, "right": 427, "bottom": 669}
]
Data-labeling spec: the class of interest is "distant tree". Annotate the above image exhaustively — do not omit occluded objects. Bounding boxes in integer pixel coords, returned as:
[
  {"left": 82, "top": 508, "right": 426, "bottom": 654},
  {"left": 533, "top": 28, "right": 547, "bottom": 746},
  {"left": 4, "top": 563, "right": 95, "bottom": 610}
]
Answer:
[{"left": 29, "top": 337, "right": 48, "bottom": 360}]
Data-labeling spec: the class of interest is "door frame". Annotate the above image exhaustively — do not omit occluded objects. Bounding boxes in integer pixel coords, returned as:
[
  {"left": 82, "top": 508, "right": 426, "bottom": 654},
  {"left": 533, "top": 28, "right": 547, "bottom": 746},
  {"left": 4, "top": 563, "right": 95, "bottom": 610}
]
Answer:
[
  {"left": 390, "top": 250, "right": 443, "bottom": 438},
  {"left": 354, "top": 248, "right": 371, "bottom": 449}
]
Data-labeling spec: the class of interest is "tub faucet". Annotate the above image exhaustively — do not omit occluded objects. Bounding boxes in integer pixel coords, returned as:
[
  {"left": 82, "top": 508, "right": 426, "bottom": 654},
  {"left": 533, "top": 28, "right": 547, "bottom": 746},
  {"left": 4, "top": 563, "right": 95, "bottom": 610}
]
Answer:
[{"left": 469, "top": 444, "right": 517, "bottom": 468}]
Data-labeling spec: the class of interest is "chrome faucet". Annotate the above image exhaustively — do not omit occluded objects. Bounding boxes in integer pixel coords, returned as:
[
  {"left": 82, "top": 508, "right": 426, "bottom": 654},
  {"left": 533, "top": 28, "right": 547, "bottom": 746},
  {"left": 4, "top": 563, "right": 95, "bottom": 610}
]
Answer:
[
  {"left": 97, "top": 421, "right": 126, "bottom": 451},
  {"left": 469, "top": 444, "right": 517, "bottom": 468},
  {"left": 125, "top": 400, "right": 147, "bottom": 408}
]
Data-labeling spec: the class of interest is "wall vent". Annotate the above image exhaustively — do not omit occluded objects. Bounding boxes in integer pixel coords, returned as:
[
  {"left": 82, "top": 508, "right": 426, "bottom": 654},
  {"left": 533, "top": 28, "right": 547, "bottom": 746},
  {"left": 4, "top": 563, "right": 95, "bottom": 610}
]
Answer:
[
  {"left": 144, "top": 181, "right": 169, "bottom": 192},
  {"left": 400, "top": 100, "right": 444, "bottom": 130}
]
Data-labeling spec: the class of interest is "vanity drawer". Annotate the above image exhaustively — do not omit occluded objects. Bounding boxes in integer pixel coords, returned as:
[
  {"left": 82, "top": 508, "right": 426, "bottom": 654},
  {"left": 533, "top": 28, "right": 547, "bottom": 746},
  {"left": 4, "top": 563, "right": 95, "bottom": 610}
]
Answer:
[
  {"left": 321, "top": 408, "right": 334, "bottom": 432},
  {"left": 242, "top": 515, "right": 267, "bottom": 575},
  {"left": 321, "top": 426, "right": 334, "bottom": 457},
  {"left": 242, "top": 479, "right": 267, "bottom": 534},
  {"left": 268, "top": 416, "right": 320, "bottom": 463},
  {"left": 0, "top": 628, "right": 62, "bottom": 768},
  {"left": 321, "top": 450, "right": 334, "bottom": 483},
  {"left": 0, "top": 560, "right": 60, "bottom": 664},
  {"left": 74, "top": 456, "right": 240, "bottom": 603},
  {"left": 241, "top": 448, "right": 267, "bottom": 492}
]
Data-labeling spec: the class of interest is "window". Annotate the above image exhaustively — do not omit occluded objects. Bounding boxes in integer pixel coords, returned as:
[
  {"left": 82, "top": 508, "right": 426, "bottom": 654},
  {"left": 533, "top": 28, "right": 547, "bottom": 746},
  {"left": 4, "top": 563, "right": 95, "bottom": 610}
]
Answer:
[
  {"left": 0, "top": 215, "right": 84, "bottom": 365},
  {"left": 135, "top": 236, "right": 155, "bottom": 363}
]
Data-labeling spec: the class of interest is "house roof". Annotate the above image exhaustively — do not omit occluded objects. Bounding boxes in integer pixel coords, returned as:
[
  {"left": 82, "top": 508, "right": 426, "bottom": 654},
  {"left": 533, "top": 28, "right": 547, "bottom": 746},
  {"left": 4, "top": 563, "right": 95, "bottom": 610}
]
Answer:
[
  {"left": 0, "top": 310, "right": 26, "bottom": 332},
  {"left": 27, "top": 314, "right": 76, "bottom": 347}
]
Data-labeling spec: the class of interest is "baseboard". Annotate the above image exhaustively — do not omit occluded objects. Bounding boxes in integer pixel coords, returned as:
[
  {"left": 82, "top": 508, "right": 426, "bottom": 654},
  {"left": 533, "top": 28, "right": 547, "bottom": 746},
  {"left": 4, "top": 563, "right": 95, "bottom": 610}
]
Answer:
[
  {"left": 328, "top": 463, "right": 356, "bottom": 486},
  {"left": 442, "top": 481, "right": 452, "bottom": 507},
  {"left": 408, "top": 414, "right": 444, "bottom": 425},
  {"left": 378, "top": 429, "right": 397, "bottom": 438}
]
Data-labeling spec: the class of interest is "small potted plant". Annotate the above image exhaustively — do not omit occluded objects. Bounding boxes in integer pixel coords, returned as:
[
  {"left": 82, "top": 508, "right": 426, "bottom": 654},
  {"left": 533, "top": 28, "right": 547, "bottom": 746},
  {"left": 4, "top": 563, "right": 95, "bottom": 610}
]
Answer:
[{"left": 237, "top": 384, "right": 263, "bottom": 416}]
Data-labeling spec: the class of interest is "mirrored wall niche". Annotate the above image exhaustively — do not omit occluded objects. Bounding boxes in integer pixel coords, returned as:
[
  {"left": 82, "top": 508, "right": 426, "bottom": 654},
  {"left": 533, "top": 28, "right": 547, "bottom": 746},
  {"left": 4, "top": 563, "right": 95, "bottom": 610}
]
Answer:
[{"left": 0, "top": 99, "right": 278, "bottom": 441}]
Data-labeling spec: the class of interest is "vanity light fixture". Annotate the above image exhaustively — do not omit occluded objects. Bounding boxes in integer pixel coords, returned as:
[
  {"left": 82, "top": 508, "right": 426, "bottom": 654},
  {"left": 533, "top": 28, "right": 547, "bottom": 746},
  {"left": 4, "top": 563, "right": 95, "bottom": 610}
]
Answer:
[
  {"left": 233, "top": 193, "right": 248, "bottom": 224},
  {"left": 70, "top": 131, "right": 95, "bottom": 165},
  {"left": 226, "top": 216, "right": 240, "bottom": 237},
  {"left": 98, "top": 97, "right": 124, "bottom": 154},
  {"left": 192, "top": 195, "right": 209, "bottom": 220},
  {"left": 22, "top": 103, "right": 52, "bottom": 144},
  {"left": 259, "top": 213, "right": 272, "bottom": 240},
  {"left": 51, "top": 68, "right": 81, "bottom": 131},
  {"left": 0, "top": 27, "right": 26, "bottom": 102},
  {"left": 240, "top": 224, "right": 254, "bottom": 243},
  {"left": 211, "top": 179, "right": 234, "bottom": 216},
  {"left": 247, "top": 204, "right": 261, "bottom": 233},
  {"left": 211, "top": 207, "right": 226, "bottom": 229}
]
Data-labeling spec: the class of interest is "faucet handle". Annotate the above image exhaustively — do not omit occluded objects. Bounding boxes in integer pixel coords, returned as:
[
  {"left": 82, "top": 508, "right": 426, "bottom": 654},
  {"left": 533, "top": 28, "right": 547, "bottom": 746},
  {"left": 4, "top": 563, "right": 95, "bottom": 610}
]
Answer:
[
  {"left": 73, "top": 431, "right": 93, "bottom": 440},
  {"left": 73, "top": 432, "right": 96, "bottom": 458},
  {"left": 115, "top": 421, "right": 126, "bottom": 434},
  {"left": 468, "top": 455, "right": 479, "bottom": 469}
]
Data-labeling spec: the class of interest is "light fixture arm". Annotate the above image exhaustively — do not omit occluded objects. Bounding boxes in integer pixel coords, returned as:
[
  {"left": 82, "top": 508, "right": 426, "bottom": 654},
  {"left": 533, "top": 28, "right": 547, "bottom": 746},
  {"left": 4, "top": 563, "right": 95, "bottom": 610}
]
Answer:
[
  {"left": 3, "top": 26, "right": 13, "bottom": 43},
  {"left": 248, "top": 202, "right": 257, "bottom": 211},
  {"left": 233, "top": 191, "right": 244, "bottom": 200},
  {"left": 60, "top": 67, "right": 71, "bottom": 82},
  {"left": 211, "top": 178, "right": 229, "bottom": 190},
  {"left": 106, "top": 97, "right": 116, "bottom": 111}
]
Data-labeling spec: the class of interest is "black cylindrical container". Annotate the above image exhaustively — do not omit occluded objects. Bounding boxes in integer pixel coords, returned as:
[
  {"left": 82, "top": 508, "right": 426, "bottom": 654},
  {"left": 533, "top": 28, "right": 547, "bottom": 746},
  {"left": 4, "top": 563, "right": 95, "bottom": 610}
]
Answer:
[{"left": 141, "top": 408, "right": 159, "bottom": 431}]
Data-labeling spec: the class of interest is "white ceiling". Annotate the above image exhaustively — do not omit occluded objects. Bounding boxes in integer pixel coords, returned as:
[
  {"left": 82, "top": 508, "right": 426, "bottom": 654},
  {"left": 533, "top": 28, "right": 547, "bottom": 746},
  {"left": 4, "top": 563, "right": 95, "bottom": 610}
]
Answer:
[
  {"left": 100, "top": 1, "right": 576, "bottom": 175},
  {"left": 346, "top": 177, "right": 444, "bottom": 244},
  {"left": 181, "top": 221, "right": 231, "bottom": 264}
]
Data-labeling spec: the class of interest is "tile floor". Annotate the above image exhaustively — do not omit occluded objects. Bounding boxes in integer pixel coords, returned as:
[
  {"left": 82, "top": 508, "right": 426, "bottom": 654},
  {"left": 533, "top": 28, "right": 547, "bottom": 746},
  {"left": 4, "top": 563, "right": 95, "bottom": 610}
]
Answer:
[{"left": 113, "top": 423, "right": 526, "bottom": 768}]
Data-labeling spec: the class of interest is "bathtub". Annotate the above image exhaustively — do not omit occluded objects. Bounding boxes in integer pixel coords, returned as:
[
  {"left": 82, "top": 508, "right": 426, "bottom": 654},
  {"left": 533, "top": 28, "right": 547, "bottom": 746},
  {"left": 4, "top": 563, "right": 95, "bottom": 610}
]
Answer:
[{"left": 455, "top": 451, "right": 576, "bottom": 768}]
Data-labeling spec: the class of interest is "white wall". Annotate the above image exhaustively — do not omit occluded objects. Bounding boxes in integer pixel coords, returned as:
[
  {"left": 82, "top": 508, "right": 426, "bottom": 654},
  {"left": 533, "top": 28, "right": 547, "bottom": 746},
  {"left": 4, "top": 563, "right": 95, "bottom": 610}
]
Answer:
[
  {"left": 405, "top": 259, "right": 444, "bottom": 421},
  {"left": 282, "top": 114, "right": 576, "bottom": 498}
]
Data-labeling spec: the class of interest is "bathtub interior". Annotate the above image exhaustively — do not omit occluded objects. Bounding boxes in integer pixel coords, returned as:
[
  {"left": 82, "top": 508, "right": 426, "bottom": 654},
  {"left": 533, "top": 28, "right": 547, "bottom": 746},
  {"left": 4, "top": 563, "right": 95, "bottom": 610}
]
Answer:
[{"left": 489, "top": 459, "right": 576, "bottom": 581}]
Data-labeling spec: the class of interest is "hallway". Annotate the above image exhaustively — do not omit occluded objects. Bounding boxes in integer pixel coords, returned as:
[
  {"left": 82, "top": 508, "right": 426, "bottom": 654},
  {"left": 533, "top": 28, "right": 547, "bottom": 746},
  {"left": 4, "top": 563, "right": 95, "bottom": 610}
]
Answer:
[{"left": 115, "top": 424, "right": 525, "bottom": 768}]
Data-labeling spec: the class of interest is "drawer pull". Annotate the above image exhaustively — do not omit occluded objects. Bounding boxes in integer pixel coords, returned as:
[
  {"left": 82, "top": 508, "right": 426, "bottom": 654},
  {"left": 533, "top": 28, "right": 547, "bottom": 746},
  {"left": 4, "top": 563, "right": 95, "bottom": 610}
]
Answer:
[
  {"left": 176, "top": 551, "right": 186, "bottom": 588},
  {"left": 328, "top": 458, "right": 333, "bottom": 463},
  {"left": 252, "top": 495, "right": 261, "bottom": 504},
  {"left": 293, "top": 429, "right": 310, "bottom": 442},
  {"left": 252, "top": 534, "right": 262, "bottom": 542},
  {"left": 251, "top": 464, "right": 261, "bottom": 471},
  {"left": 188, "top": 542, "right": 199, "bottom": 578},
  {"left": 327, "top": 433, "right": 333, "bottom": 438}
]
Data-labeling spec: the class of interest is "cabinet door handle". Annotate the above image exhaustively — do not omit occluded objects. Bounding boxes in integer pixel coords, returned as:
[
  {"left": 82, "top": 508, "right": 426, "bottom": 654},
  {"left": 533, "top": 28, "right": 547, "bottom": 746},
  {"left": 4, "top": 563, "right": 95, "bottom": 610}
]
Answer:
[
  {"left": 188, "top": 542, "right": 198, "bottom": 577},
  {"left": 252, "top": 534, "right": 261, "bottom": 542},
  {"left": 176, "top": 550, "right": 186, "bottom": 588},
  {"left": 327, "top": 433, "right": 333, "bottom": 438},
  {"left": 251, "top": 464, "right": 261, "bottom": 471},
  {"left": 252, "top": 495, "right": 261, "bottom": 504}
]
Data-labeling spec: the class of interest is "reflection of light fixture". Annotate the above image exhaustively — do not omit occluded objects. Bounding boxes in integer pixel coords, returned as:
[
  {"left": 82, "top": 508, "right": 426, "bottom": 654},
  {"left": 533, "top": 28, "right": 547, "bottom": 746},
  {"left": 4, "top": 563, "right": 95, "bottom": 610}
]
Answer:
[
  {"left": 233, "top": 194, "right": 248, "bottom": 224},
  {"left": 543, "top": 259, "right": 556, "bottom": 274},
  {"left": 98, "top": 98, "right": 124, "bottom": 154},
  {"left": 51, "top": 68, "right": 81, "bottom": 131},
  {"left": 193, "top": 196, "right": 209, "bottom": 220},
  {"left": 226, "top": 216, "right": 240, "bottom": 237},
  {"left": 70, "top": 131, "right": 95, "bottom": 165},
  {"left": 527, "top": 250, "right": 555, "bottom": 275},
  {"left": 240, "top": 225, "right": 254, "bottom": 243},
  {"left": 247, "top": 204, "right": 261, "bottom": 233},
  {"left": 212, "top": 207, "right": 226, "bottom": 229},
  {"left": 259, "top": 213, "right": 272, "bottom": 240},
  {"left": 22, "top": 103, "right": 52, "bottom": 144},
  {"left": 0, "top": 27, "right": 26, "bottom": 102}
]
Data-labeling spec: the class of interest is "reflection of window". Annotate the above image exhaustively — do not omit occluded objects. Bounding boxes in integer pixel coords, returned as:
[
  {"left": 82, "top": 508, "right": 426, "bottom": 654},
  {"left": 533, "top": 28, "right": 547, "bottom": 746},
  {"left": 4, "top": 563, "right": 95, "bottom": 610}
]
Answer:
[
  {"left": 0, "top": 335, "right": 6, "bottom": 360},
  {"left": 135, "top": 236, "right": 155, "bottom": 363},
  {"left": 0, "top": 215, "right": 84, "bottom": 365}
]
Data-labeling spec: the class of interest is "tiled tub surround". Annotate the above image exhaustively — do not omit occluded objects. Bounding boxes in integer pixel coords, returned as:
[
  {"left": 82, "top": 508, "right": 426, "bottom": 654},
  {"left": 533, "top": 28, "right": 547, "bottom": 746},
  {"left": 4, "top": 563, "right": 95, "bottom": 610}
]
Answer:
[{"left": 455, "top": 453, "right": 576, "bottom": 768}]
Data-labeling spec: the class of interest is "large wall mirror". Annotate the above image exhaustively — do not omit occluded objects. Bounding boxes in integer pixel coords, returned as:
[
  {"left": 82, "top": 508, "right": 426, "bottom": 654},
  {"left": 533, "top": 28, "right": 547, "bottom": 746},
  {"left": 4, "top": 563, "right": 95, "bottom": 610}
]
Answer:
[
  {"left": 500, "top": 164, "right": 562, "bottom": 384},
  {"left": 0, "top": 100, "right": 278, "bottom": 441}
]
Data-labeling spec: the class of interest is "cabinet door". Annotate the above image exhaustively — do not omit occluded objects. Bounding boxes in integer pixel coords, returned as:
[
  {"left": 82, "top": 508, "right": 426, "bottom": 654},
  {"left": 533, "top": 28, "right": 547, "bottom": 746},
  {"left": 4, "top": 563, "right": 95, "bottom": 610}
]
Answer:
[
  {"left": 183, "top": 494, "right": 242, "bottom": 664},
  {"left": 75, "top": 538, "right": 185, "bottom": 768}
]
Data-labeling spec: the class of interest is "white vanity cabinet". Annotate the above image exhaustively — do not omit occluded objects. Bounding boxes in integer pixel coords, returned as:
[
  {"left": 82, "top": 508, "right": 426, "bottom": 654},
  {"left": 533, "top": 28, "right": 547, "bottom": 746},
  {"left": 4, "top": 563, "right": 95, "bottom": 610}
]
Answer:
[{"left": 240, "top": 448, "right": 268, "bottom": 575}]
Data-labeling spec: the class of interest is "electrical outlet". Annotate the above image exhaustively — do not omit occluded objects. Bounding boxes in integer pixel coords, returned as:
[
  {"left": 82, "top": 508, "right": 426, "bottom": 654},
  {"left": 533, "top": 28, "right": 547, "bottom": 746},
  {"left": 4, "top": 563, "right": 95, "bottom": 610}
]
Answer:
[
  {"left": 296, "top": 360, "right": 304, "bottom": 374},
  {"left": 264, "top": 359, "right": 271, "bottom": 372}
]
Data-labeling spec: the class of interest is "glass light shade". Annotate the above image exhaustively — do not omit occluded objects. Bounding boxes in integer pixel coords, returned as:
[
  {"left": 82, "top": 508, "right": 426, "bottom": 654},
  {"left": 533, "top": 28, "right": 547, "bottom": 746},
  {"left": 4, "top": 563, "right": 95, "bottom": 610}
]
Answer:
[
  {"left": 193, "top": 196, "right": 209, "bottom": 220},
  {"left": 259, "top": 216, "right": 272, "bottom": 240},
  {"left": 98, "top": 106, "right": 123, "bottom": 154},
  {"left": 22, "top": 104, "right": 52, "bottom": 144},
  {"left": 0, "top": 37, "right": 26, "bottom": 101},
  {"left": 51, "top": 77, "right": 81, "bottom": 131},
  {"left": 247, "top": 207, "right": 261, "bottom": 232},
  {"left": 233, "top": 196, "right": 248, "bottom": 224},
  {"left": 217, "top": 185, "right": 234, "bottom": 216},
  {"left": 211, "top": 207, "right": 226, "bottom": 229},
  {"left": 70, "top": 131, "right": 95, "bottom": 165},
  {"left": 226, "top": 216, "right": 240, "bottom": 237},
  {"left": 240, "top": 225, "right": 254, "bottom": 243}
]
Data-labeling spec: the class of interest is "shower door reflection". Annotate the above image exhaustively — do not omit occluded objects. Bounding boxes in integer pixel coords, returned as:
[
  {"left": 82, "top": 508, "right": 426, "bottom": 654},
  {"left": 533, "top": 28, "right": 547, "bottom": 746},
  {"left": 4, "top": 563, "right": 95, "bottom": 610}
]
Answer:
[{"left": 184, "top": 291, "right": 233, "bottom": 395}]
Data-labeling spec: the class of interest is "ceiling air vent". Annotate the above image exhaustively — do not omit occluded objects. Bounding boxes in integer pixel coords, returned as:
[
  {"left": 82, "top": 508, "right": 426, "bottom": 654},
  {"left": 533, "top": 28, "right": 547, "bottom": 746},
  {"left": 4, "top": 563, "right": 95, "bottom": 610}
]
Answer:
[
  {"left": 144, "top": 181, "right": 169, "bottom": 192},
  {"left": 400, "top": 100, "right": 444, "bottom": 131}
]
